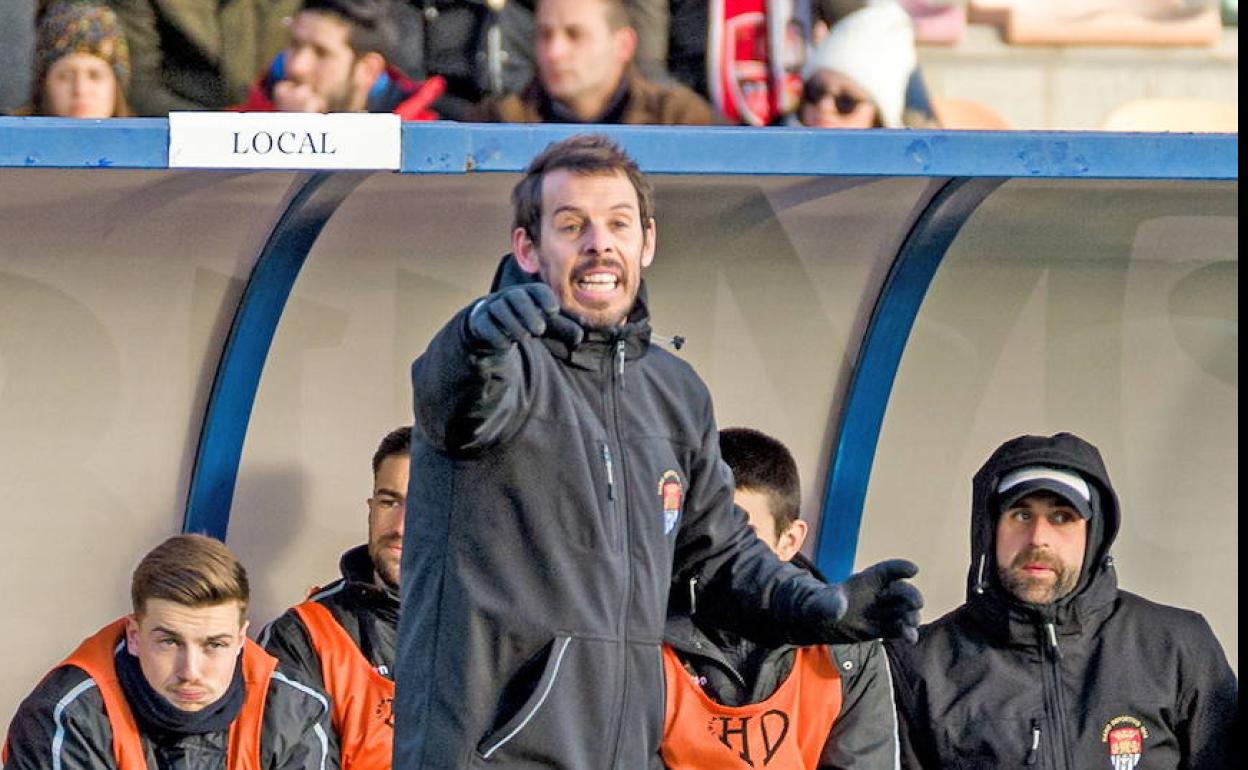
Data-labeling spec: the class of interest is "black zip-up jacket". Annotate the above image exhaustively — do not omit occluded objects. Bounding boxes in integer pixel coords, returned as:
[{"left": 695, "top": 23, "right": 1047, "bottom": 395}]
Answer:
[
  {"left": 394, "top": 257, "right": 836, "bottom": 769},
  {"left": 3, "top": 646, "right": 335, "bottom": 770},
  {"left": 260, "top": 545, "right": 400, "bottom": 687},
  {"left": 886, "top": 433, "right": 1237, "bottom": 770},
  {"left": 664, "top": 555, "right": 900, "bottom": 769}
]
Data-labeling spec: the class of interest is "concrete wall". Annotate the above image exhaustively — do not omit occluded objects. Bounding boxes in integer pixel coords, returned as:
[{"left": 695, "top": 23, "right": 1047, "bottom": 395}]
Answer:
[{"left": 919, "top": 26, "right": 1239, "bottom": 129}]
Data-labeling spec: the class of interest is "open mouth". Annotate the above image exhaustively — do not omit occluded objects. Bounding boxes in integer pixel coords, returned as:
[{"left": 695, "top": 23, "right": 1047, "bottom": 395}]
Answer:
[{"left": 575, "top": 271, "right": 620, "bottom": 296}]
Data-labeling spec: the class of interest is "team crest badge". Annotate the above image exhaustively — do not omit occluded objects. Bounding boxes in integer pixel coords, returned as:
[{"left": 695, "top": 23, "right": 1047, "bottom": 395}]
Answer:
[
  {"left": 1101, "top": 715, "right": 1148, "bottom": 770},
  {"left": 658, "top": 471, "right": 683, "bottom": 534}
]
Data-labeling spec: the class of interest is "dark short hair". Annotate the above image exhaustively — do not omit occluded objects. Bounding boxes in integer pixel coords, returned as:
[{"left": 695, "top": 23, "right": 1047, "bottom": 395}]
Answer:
[
  {"left": 372, "top": 425, "right": 412, "bottom": 474},
  {"left": 131, "top": 534, "right": 249, "bottom": 618},
  {"left": 511, "top": 134, "right": 654, "bottom": 246},
  {"left": 537, "top": 0, "right": 633, "bottom": 30},
  {"left": 302, "top": 0, "right": 397, "bottom": 59},
  {"left": 719, "top": 428, "right": 801, "bottom": 534}
]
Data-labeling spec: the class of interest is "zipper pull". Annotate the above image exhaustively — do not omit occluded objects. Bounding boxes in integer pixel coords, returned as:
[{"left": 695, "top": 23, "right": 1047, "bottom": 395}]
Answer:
[
  {"left": 1024, "top": 719, "right": 1040, "bottom": 765},
  {"left": 615, "top": 340, "right": 626, "bottom": 387},
  {"left": 688, "top": 576, "right": 698, "bottom": 616},
  {"left": 1045, "top": 622, "right": 1063, "bottom": 660},
  {"left": 602, "top": 443, "right": 616, "bottom": 501}
]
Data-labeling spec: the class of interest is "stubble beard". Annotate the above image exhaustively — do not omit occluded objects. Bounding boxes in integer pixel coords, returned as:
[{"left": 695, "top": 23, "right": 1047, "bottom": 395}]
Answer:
[
  {"left": 998, "top": 547, "right": 1080, "bottom": 605},
  {"left": 369, "top": 536, "right": 401, "bottom": 591}
]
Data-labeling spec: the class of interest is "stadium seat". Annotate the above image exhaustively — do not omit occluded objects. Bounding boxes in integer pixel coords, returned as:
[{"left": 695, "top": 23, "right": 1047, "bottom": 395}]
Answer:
[
  {"left": 930, "top": 95, "right": 1012, "bottom": 129},
  {"left": 970, "top": 0, "right": 1224, "bottom": 46},
  {"left": 1101, "top": 98, "right": 1238, "bottom": 132},
  {"left": 900, "top": 0, "right": 968, "bottom": 45}
]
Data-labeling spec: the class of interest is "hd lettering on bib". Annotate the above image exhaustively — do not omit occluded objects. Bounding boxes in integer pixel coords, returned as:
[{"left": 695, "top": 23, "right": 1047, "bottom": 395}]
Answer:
[
  {"left": 709, "top": 710, "right": 791, "bottom": 767},
  {"left": 169, "top": 112, "right": 400, "bottom": 170}
]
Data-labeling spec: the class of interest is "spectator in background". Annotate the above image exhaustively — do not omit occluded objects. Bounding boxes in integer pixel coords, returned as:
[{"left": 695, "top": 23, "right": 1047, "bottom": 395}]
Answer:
[
  {"left": 24, "top": 0, "right": 131, "bottom": 118},
  {"left": 470, "top": 0, "right": 716, "bottom": 125},
  {"left": 236, "top": 0, "right": 444, "bottom": 119},
  {"left": 796, "top": 0, "right": 920, "bottom": 128},
  {"left": 110, "top": 0, "right": 300, "bottom": 115}
]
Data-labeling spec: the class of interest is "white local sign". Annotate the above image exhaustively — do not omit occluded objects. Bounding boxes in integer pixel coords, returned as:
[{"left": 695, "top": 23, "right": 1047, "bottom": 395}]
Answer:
[{"left": 169, "top": 112, "right": 401, "bottom": 170}]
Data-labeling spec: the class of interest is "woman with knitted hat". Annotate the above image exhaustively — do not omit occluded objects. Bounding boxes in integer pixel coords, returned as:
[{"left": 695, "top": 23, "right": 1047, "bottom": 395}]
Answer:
[
  {"left": 797, "top": 0, "right": 918, "bottom": 129},
  {"left": 30, "top": 0, "right": 131, "bottom": 118}
]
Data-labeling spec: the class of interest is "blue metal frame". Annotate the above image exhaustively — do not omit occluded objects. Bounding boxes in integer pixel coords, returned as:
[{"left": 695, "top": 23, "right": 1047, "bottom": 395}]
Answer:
[
  {"left": 814, "top": 177, "right": 1005, "bottom": 580},
  {"left": 0, "top": 117, "right": 167, "bottom": 168},
  {"left": 183, "top": 171, "right": 370, "bottom": 538},
  {"left": 400, "top": 123, "right": 1238, "bottom": 179},
  {"left": 0, "top": 118, "right": 1236, "bottom": 180}
]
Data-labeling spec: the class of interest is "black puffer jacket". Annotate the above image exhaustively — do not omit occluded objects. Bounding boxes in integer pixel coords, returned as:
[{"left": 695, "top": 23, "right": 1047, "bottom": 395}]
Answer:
[
  {"left": 395, "top": 256, "right": 838, "bottom": 770},
  {"left": 3, "top": 645, "right": 335, "bottom": 770},
  {"left": 887, "top": 433, "right": 1237, "bottom": 769},
  {"left": 260, "top": 545, "right": 399, "bottom": 687}
]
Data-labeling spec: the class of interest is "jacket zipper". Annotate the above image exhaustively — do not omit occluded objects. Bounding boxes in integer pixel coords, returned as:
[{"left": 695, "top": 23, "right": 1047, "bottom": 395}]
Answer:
[
  {"left": 1024, "top": 719, "right": 1040, "bottom": 765},
  {"left": 602, "top": 444, "right": 616, "bottom": 501},
  {"left": 605, "top": 337, "right": 632, "bottom": 765},
  {"left": 1040, "top": 619, "right": 1072, "bottom": 770}
]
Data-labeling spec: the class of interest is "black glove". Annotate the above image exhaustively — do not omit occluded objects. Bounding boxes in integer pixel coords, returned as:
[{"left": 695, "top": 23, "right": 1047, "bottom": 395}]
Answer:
[
  {"left": 466, "top": 283, "right": 583, "bottom": 351},
  {"left": 836, "top": 559, "right": 923, "bottom": 644},
  {"left": 777, "top": 559, "right": 922, "bottom": 645}
]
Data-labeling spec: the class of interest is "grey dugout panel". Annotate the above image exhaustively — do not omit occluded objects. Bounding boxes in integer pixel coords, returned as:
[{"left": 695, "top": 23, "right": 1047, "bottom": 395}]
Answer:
[{"left": 0, "top": 121, "right": 1237, "bottom": 728}]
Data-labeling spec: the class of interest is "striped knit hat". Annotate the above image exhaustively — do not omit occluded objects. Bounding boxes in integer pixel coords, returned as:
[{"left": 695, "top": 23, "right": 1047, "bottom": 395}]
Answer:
[{"left": 36, "top": 1, "right": 131, "bottom": 91}]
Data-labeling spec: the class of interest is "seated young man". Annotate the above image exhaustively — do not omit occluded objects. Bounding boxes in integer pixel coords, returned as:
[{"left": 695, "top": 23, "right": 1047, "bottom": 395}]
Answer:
[
  {"left": 3, "top": 534, "right": 336, "bottom": 770},
  {"left": 661, "top": 428, "right": 902, "bottom": 770}
]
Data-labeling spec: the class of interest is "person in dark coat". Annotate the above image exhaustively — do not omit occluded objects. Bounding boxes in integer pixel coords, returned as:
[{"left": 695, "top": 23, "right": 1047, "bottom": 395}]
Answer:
[
  {"left": 662, "top": 428, "right": 901, "bottom": 770},
  {"left": 394, "top": 133, "right": 923, "bottom": 769},
  {"left": 887, "top": 432, "right": 1237, "bottom": 769},
  {"left": 260, "top": 427, "right": 411, "bottom": 770}
]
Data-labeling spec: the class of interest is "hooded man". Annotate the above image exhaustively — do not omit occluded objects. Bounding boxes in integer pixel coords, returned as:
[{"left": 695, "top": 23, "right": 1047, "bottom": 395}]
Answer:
[{"left": 886, "top": 432, "right": 1237, "bottom": 769}]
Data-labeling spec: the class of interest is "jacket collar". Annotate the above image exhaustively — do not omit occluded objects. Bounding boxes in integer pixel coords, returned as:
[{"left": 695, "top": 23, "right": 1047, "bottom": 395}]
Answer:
[{"left": 338, "top": 545, "right": 400, "bottom": 619}]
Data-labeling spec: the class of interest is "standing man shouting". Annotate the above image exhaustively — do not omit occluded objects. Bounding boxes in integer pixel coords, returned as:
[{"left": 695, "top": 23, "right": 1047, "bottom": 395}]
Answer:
[
  {"left": 395, "top": 134, "right": 923, "bottom": 769},
  {"left": 261, "top": 427, "right": 411, "bottom": 770}
]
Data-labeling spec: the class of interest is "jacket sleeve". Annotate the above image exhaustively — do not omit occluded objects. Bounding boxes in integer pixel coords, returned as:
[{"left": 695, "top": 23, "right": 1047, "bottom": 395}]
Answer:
[
  {"left": 669, "top": 391, "right": 810, "bottom": 646},
  {"left": 265, "top": 671, "right": 339, "bottom": 770},
  {"left": 259, "top": 611, "right": 325, "bottom": 694},
  {"left": 108, "top": 0, "right": 204, "bottom": 114},
  {"left": 1175, "top": 615, "right": 1237, "bottom": 770},
  {"left": 410, "top": 303, "right": 535, "bottom": 455},
  {"left": 819, "top": 642, "right": 900, "bottom": 770},
  {"left": 3, "top": 667, "right": 117, "bottom": 770},
  {"left": 882, "top": 640, "right": 940, "bottom": 770}
]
